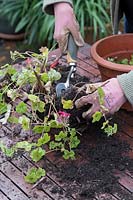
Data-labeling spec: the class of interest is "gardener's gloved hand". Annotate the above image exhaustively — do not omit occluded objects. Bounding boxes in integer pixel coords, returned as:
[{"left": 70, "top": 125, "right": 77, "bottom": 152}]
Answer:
[
  {"left": 75, "top": 78, "right": 126, "bottom": 119},
  {"left": 54, "top": 3, "right": 84, "bottom": 53}
]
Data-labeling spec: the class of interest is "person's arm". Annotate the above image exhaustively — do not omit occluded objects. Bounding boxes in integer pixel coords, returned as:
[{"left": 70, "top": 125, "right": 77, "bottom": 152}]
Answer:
[
  {"left": 43, "top": 0, "right": 73, "bottom": 15},
  {"left": 117, "top": 71, "right": 133, "bottom": 105},
  {"left": 43, "top": 0, "right": 84, "bottom": 53},
  {"left": 75, "top": 78, "right": 126, "bottom": 118},
  {"left": 75, "top": 71, "right": 133, "bottom": 119}
]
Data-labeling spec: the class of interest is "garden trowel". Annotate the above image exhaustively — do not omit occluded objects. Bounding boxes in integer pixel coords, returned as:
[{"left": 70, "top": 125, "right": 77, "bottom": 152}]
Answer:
[{"left": 56, "top": 34, "right": 78, "bottom": 98}]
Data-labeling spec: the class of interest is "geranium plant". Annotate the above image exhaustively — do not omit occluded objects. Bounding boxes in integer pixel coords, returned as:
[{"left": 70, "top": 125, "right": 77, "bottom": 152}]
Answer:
[
  {"left": 0, "top": 47, "right": 117, "bottom": 184},
  {"left": 91, "top": 87, "right": 117, "bottom": 137},
  {"left": 0, "top": 47, "right": 80, "bottom": 183},
  {"left": 107, "top": 54, "right": 133, "bottom": 65}
]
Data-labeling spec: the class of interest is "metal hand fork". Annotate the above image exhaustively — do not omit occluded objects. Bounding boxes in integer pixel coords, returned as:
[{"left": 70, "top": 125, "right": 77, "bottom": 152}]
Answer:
[{"left": 56, "top": 34, "right": 78, "bottom": 97}]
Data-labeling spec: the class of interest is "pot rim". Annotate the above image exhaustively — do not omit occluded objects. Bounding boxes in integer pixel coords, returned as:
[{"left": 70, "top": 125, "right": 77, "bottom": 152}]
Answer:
[{"left": 90, "top": 34, "right": 133, "bottom": 72}]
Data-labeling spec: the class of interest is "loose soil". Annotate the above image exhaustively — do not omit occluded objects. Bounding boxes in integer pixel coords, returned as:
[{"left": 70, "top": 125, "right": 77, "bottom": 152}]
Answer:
[
  {"left": 50, "top": 64, "right": 133, "bottom": 199},
  {"left": 55, "top": 127, "right": 133, "bottom": 199}
]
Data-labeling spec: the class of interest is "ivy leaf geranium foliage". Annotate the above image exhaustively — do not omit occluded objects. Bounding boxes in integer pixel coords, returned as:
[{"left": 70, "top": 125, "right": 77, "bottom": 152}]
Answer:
[
  {"left": 92, "top": 87, "right": 118, "bottom": 137},
  {"left": 0, "top": 47, "right": 117, "bottom": 184},
  {"left": 0, "top": 47, "right": 80, "bottom": 183}
]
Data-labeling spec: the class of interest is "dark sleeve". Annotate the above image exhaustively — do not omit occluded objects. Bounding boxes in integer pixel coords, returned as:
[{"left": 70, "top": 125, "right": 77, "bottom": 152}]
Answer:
[{"left": 117, "top": 71, "right": 133, "bottom": 105}]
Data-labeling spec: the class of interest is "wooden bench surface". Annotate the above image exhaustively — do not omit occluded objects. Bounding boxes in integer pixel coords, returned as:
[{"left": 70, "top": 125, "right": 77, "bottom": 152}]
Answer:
[{"left": 0, "top": 44, "right": 133, "bottom": 200}]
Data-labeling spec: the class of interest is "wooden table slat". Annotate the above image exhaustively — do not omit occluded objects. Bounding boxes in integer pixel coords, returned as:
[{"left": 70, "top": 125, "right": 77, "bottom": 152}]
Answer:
[
  {"left": 11, "top": 156, "right": 75, "bottom": 200},
  {"left": 0, "top": 191, "right": 9, "bottom": 200},
  {"left": 115, "top": 170, "right": 133, "bottom": 193},
  {"left": 0, "top": 44, "right": 133, "bottom": 199},
  {"left": 0, "top": 171, "right": 29, "bottom": 200},
  {"left": 0, "top": 161, "right": 52, "bottom": 200},
  {"left": 95, "top": 193, "right": 118, "bottom": 200}
]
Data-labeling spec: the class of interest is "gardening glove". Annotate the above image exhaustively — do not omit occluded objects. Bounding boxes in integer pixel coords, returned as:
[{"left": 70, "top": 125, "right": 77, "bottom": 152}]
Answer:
[
  {"left": 75, "top": 78, "right": 126, "bottom": 119},
  {"left": 54, "top": 3, "right": 84, "bottom": 53}
]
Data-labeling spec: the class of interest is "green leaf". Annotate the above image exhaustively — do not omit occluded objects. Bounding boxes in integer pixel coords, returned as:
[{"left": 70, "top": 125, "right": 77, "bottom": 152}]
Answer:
[
  {"left": 49, "top": 141, "right": 64, "bottom": 150},
  {"left": 92, "top": 111, "right": 102, "bottom": 123},
  {"left": 0, "top": 142, "right": 15, "bottom": 157},
  {"left": 8, "top": 116, "right": 19, "bottom": 124},
  {"left": 33, "top": 125, "right": 44, "bottom": 134},
  {"left": 41, "top": 72, "right": 49, "bottom": 83},
  {"left": 37, "top": 133, "right": 50, "bottom": 147},
  {"left": 104, "top": 123, "right": 118, "bottom": 136},
  {"left": 15, "top": 15, "right": 30, "bottom": 32},
  {"left": 63, "top": 150, "right": 75, "bottom": 160},
  {"left": 30, "top": 147, "right": 45, "bottom": 162},
  {"left": 0, "top": 104, "right": 12, "bottom": 124},
  {"left": 15, "top": 141, "right": 34, "bottom": 151},
  {"left": 24, "top": 167, "right": 46, "bottom": 184},
  {"left": 55, "top": 131, "right": 67, "bottom": 142},
  {"left": 11, "top": 71, "right": 19, "bottom": 82},
  {"left": 0, "top": 93, "right": 3, "bottom": 101},
  {"left": 0, "top": 102, "right": 7, "bottom": 115},
  {"left": 28, "top": 94, "right": 40, "bottom": 103},
  {"left": 70, "top": 136, "right": 80, "bottom": 149},
  {"left": 33, "top": 125, "right": 50, "bottom": 134},
  {"left": 14, "top": 68, "right": 35, "bottom": 86},
  {"left": 32, "top": 101, "right": 45, "bottom": 113},
  {"left": 70, "top": 128, "right": 76, "bottom": 137},
  {"left": 48, "top": 69, "right": 61, "bottom": 82},
  {"left": 7, "top": 89, "right": 19, "bottom": 101},
  {"left": 48, "top": 120, "right": 63, "bottom": 129},
  {"left": 49, "top": 141, "right": 57, "bottom": 150},
  {"left": 120, "top": 58, "right": 128, "bottom": 65},
  {"left": 7, "top": 65, "right": 17, "bottom": 75},
  {"left": 16, "top": 102, "right": 27, "bottom": 114},
  {"left": 62, "top": 99, "right": 73, "bottom": 109},
  {"left": 43, "top": 125, "right": 50, "bottom": 133},
  {"left": 129, "top": 60, "right": 133, "bottom": 65},
  {"left": 37, "top": 101, "right": 45, "bottom": 113},
  {"left": 0, "top": 64, "right": 16, "bottom": 78},
  {"left": 18, "top": 115, "right": 30, "bottom": 130},
  {"left": 4, "top": 147, "right": 15, "bottom": 157}
]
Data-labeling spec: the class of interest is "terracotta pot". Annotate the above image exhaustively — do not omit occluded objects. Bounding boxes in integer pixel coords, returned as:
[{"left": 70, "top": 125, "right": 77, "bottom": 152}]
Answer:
[{"left": 90, "top": 34, "right": 133, "bottom": 111}]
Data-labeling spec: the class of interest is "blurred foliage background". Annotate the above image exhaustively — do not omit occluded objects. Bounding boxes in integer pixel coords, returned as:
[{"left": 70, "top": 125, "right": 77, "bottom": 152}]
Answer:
[{"left": 0, "top": 0, "right": 111, "bottom": 49}]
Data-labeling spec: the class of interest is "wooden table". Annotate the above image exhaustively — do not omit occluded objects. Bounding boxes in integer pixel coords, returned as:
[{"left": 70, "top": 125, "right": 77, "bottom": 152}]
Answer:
[{"left": 0, "top": 45, "right": 133, "bottom": 200}]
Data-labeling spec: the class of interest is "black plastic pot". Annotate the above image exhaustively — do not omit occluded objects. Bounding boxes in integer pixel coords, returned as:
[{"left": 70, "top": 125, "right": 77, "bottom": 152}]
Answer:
[{"left": 0, "top": 16, "right": 25, "bottom": 40}]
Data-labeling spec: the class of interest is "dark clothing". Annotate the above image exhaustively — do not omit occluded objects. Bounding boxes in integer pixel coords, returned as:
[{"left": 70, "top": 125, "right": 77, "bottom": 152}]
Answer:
[
  {"left": 110, "top": 0, "right": 133, "bottom": 33},
  {"left": 120, "top": 0, "right": 133, "bottom": 32},
  {"left": 124, "top": 17, "right": 133, "bottom": 33},
  {"left": 121, "top": 0, "right": 133, "bottom": 22}
]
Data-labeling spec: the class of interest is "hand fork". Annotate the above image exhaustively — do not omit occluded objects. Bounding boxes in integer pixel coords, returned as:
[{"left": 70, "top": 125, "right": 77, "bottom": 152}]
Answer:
[{"left": 56, "top": 34, "right": 78, "bottom": 97}]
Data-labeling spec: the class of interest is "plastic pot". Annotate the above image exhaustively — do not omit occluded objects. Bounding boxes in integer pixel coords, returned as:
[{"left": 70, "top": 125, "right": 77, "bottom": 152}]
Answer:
[{"left": 0, "top": 16, "right": 25, "bottom": 40}]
